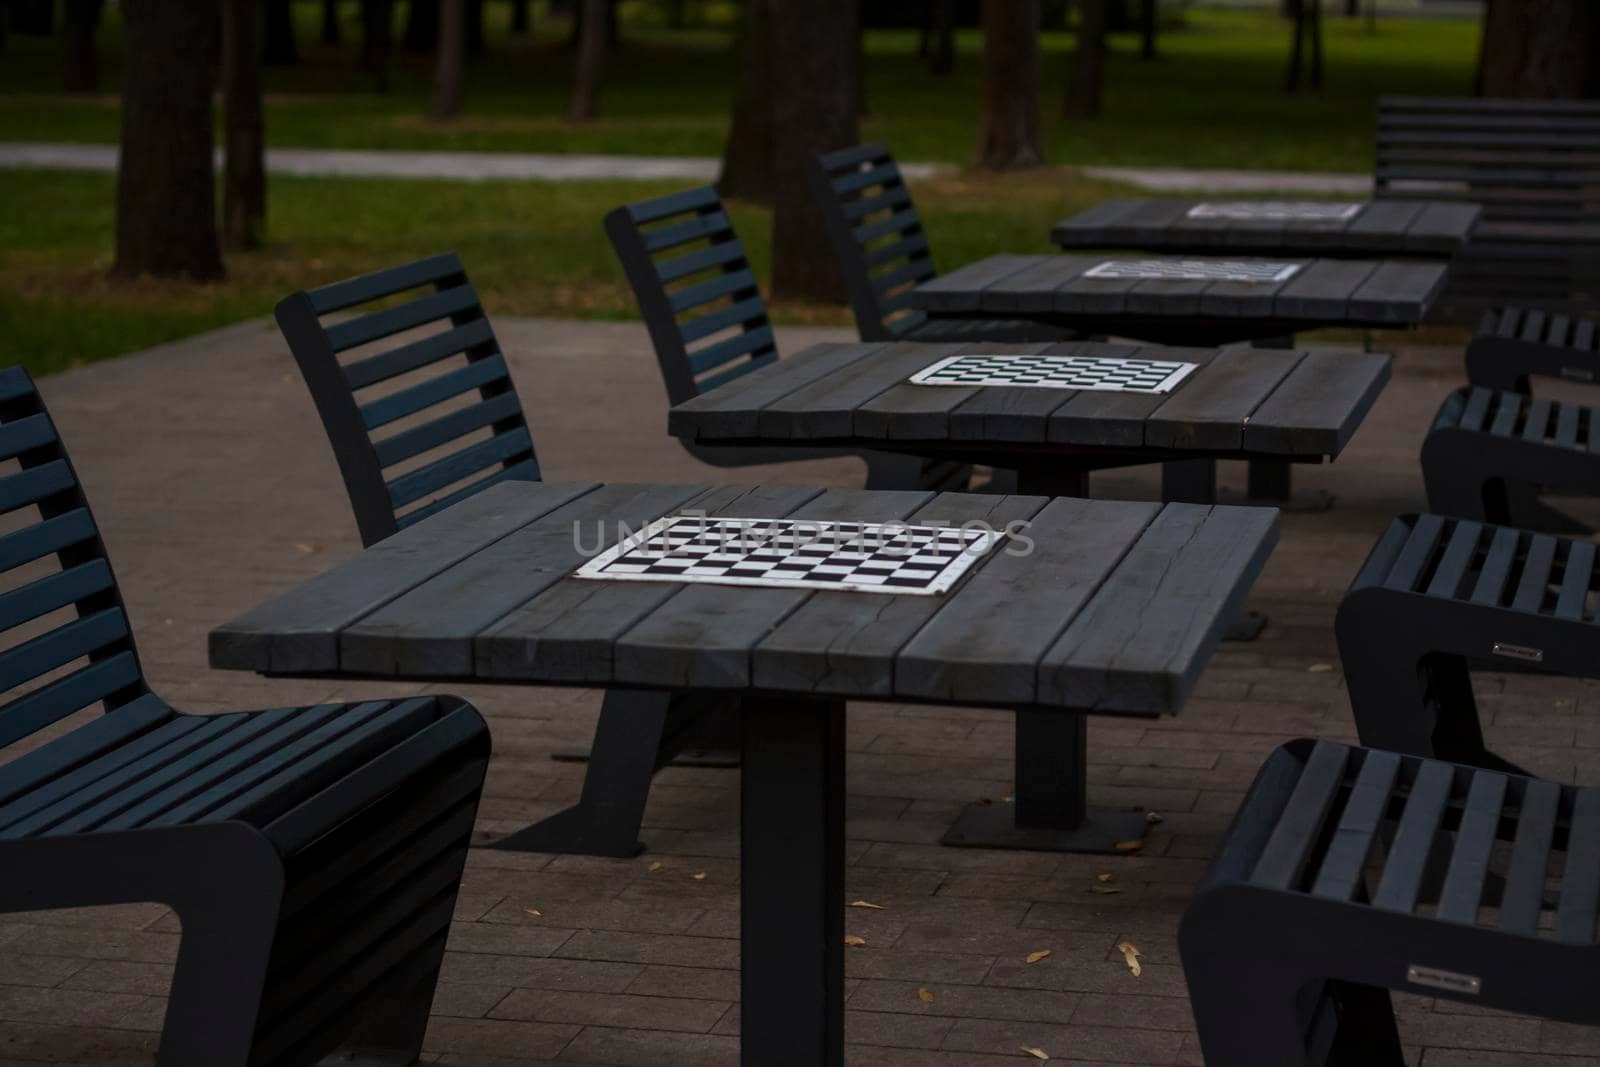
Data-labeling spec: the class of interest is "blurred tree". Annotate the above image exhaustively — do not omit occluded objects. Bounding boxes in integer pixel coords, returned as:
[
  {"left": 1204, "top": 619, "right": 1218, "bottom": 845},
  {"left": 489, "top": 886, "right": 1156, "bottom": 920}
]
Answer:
[
  {"left": 567, "top": 0, "right": 607, "bottom": 120},
  {"left": 362, "top": 0, "right": 394, "bottom": 90},
  {"left": 927, "top": 0, "right": 955, "bottom": 75},
  {"left": 977, "top": 0, "right": 1041, "bottom": 168},
  {"left": 510, "top": 0, "right": 530, "bottom": 33},
  {"left": 115, "top": 0, "right": 224, "bottom": 279},
  {"left": 322, "top": 0, "right": 341, "bottom": 44},
  {"left": 1139, "top": 0, "right": 1156, "bottom": 59},
  {"left": 431, "top": 0, "right": 464, "bottom": 117},
  {"left": 405, "top": 0, "right": 438, "bottom": 50},
  {"left": 769, "top": 0, "right": 859, "bottom": 301},
  {"left": 1476, "top": 0, "right": 1598, "bottom": 98},
  {"left": 466, "top": 0, "right": 484, "bottom": 58},
  {"left": 223, "top": 0, "right": 266, "bottom": 250},
  {"left": 1284, "top": 0, "right": 1322, "bottom": 92},
  {"left": 1064, "top": 0, "right": 1106, "bottom": 118},
  {"left": 62, "top": 0, "right": 104, "bottom": 93},
  {"left": 263, "top": 0, "right": 298, "bottom": 63},
  {"left": 718, "top": 0, "right": 775, "bottom": 203}
]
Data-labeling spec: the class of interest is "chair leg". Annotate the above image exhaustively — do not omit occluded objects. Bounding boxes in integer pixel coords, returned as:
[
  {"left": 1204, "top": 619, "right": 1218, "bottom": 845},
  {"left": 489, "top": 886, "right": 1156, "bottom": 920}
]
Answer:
[
  {"left": 1185, "top": 960, "right": 1320, "bottom": 1067},
  {"left": 1336, "top": 619, "right": 1436, "bottom": 758},
  {"left": 1325, "top": 981, "right": 1407, "bottom": 1067},
  {"left": 336, "top": 935, "right": 450, "bottom": 1065}
]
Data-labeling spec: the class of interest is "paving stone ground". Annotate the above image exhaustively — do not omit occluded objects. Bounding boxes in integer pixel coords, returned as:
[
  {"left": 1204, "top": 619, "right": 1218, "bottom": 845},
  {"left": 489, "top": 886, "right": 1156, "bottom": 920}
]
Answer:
[{"left": 4, "top": 316, "right": 1599, "bottom": 1065}]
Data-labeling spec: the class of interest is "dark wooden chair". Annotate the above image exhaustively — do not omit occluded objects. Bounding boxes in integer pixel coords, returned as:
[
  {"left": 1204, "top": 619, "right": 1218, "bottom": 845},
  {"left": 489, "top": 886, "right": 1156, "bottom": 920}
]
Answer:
[
  {"left": 1420, "top": 385, "right": 1597, "bottom": 534},
  {"left": 807, "top": 143, "right": 1081, "bottom": 345},
  {"left": 1335, "top": 511, "right": 1600, "bottom": 774},
  {"left": 1465, "top": 306, "right": 1600, "bottom": 394},
  {"left": 603, "top": 185, "right": 969, "bottom": 491},
  {"left": 0, "top": 366, "right": 491, "bottom": 1067},
  {"left": 275, "top": 257, "right": 744, "bottom": 857},
  {"left": 1183, "top": 737, "right": 1600, "bottom": 1066},
  {"left": 1376, "top": 96, "right": 1600, "bottom": 323}
]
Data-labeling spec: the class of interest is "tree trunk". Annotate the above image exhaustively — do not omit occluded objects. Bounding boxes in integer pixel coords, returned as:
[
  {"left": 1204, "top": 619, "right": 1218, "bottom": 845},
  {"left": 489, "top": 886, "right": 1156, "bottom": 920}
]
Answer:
[
  {"left": 431, "top": 0, "right": 464, "bottom": 118},
  {"left": 1285, "top": 0, "right": 1322, "bottom": 92},
  {"left": 262, "top": 0, "right": 298, "bottom": 63},
  {"left": 1477, "top": 0, "right": 1599, "bottom": 99},
  {"left": 928, "top": 0, "right": 954, "bottom": 75},
  {"left": 115, "top": 0, "right": 224, "bottom": 280},
  {"left": 62, "top": 0, "right": 104, "bottom": 93},
  {"left": 404, "top": 0, "right": 438, "bottom": 50},
  {"left": 223, "top": 0, "right": 266, "bottom": 251},
  {"left": 321, "top": 0, "right": 341, "bottom": 44},
  {"left": 510, "top": 0, "right": 529, "bottom": 34},
  {"left": 717, "top": 0, "right": 775, "bottom": 204},
  {"left": 769, "top": 0, "right": 859, "bottom": 302},
  {"left": 1139, "top": 0, "right": 1156, "bottom": 59},
  {"left": 566, "top": 0, "right": 607, "bottom": 121},
  {"left": 1064, "top": 0, "right": 1107, "bottom": 118},
  {"left": 976, "top": 0, "right": 1042, "bottom": 169},
  {"left": 362, "top": 0, "right": 393, "bottom": 90}
]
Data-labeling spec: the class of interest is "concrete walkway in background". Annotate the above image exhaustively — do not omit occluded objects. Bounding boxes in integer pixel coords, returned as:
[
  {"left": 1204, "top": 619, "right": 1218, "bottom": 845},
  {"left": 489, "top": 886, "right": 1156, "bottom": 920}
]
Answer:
[{"left": 1, "top": 140, "right": 1368, "bottom": 192}]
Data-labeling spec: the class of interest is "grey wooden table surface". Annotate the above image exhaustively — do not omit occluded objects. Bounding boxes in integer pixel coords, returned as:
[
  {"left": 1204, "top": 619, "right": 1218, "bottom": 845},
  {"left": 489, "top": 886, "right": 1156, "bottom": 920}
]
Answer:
[
  {"left": 668, "top": 340, "right": 1392, "bottom": 493},
  {"left": 910, "top": 253, "right": 1448, "bottom": 346},
  {"left": 210, "top": 478, "right": 1278, "bottom": 1066},
  {"left": 1051, "top": 198, "right": 1481, "bottom": 258}
]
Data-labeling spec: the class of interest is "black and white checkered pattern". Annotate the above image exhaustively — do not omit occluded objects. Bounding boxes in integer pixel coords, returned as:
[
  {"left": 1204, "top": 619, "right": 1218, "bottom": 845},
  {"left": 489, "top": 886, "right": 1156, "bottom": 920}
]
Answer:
[
  {"left": 1186, "top": 201, "right": 1362, "bottom": 222},
  {"left": 1083, "top": 259, "right": 1302, "bottom": 283},
  {"left": 908, "top": 353, "right": 1197, "bottom": 394},
  {"left": 575, "top": 516, "right": 996, "bottom": 595}
]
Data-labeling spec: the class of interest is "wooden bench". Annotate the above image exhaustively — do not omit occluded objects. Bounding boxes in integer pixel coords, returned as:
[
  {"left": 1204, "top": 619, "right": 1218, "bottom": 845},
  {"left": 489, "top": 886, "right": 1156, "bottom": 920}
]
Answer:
[
  {"left": 1376, "top": 95, "right": 1600, "bottom": 322},
  {"left": 1465, "top": 306, "right": 1600, "bottom": 393},
  {"left": 1183, "top": 738, "right": 1600, "bottom": 1065},
  {"left": 808, "top": 143, "right": 1080, "bottom": 345},
  {"left": 1421, "top": 384, "right": 1597, "bottom": 534},
  {"left": 0, "top": 366, "right": 491, "bottom": 1066}
]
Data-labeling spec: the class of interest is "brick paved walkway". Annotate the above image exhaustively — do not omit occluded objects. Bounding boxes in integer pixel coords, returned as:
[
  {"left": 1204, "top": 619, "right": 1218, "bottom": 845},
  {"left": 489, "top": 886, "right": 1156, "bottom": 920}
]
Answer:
[{"left": 5, "top": 318, "right": 1599, "bottom": 1065}]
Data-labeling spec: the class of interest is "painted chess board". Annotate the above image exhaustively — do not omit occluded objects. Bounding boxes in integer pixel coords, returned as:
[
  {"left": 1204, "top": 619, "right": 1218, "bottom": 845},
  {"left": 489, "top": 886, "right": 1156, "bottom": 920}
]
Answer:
[
  {"left": 908, "top": 352, "right": 1197, "bottom": 394},
  {"left": 1083, "top": 259, "right": 1302, "bottom": 283},
  {"left": 575, "top": 515, "right": 998, "bottom": 595},
  {"left": 1186, "top": 201, "right": 1362, "bottom": 222}
]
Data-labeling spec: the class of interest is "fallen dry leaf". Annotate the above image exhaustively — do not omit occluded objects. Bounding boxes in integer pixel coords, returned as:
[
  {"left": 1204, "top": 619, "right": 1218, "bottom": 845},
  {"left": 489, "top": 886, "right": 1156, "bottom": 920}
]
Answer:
[
  {"left": 844, "top": 934, "right": 867, "bottom": 947},
  {"left": 1090, "top": 883, "right": 1122, "bottom": 895},
  {"left": 1021, "top": 1046, "right": 1049, "bottom": 1061},
  {"left": 648, "top": 861, "right": 666, "bottom": 873},
  {"left": 849, "top": 900, "right": 884, "bottom": 910},
  {"left": 1145, "top": 811, "right": 1163, "bottom": 825},
  {"left": 1114, "top": 839, "right": 1143, "bottom": 853},
  {"left": 1117, "top": 941, "right": 1143, "bottom": 977},
  {"left": 1025, "top": 949, "right": 1051, "bottom": 964},
  {"left": 1308, "top": 662, "right": 1335, "bottom": 673},
  {"left": 1096, "top": 872, "right": 1115, "bottom": 883},
  {"left": 294, "top": 542, "right": 321, "bottom": 555},
  {"left": 693, "top": 872, "right": 707, "bottom": 881},
  {"left": 524, "top": 908, "right": 541, "bottom": 918},
  {"left": 917, "top": 987, "right": 934, "bottom": 1004}
]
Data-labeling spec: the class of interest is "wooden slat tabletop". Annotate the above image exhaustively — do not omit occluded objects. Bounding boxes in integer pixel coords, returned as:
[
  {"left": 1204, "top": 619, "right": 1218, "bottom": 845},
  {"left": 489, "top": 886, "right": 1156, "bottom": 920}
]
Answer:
[
  {"left": 209, "top": 480, "right": 1279, "bottom": 717},
  {"left": 669, "top": 341, "right": 1392, "bottom": 460},
  {"left": 910, "top": 254, "right": 1449, "bottom": 328},
  {"left": 1051, "top": 198, "right": 1480, "bottom": 257}
]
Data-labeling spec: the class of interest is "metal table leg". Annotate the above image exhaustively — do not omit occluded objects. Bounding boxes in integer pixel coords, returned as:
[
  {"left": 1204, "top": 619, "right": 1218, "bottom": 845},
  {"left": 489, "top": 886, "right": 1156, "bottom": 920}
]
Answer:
[
  {"left": 942, "top": 710, "right": 1151, "bottom": 854},
  {"left": 741, "top": 696, "right": 846, "bottom": 1067}
]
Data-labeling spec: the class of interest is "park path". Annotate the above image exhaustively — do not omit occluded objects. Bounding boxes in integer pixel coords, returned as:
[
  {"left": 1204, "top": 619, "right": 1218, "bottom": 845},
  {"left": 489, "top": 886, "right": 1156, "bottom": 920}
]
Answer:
[{"left": 0, "top": 140, "right": 1370, "bottom": 192}]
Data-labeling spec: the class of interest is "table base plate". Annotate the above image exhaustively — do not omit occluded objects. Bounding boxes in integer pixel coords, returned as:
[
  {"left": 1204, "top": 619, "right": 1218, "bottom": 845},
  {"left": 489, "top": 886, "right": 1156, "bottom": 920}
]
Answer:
[{"left": 941, "top": 802, "right": 1152, "bottom": 854}]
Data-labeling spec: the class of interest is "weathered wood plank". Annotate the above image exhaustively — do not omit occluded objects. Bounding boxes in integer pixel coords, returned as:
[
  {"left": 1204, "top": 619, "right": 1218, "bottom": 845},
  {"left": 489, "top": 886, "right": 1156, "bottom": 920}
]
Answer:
[
  {"left": 894, "top": 497, "right": 1164, "bottom": 704},
  {"left": 473, "top": 484, "right": 826, "bottom": 683},
  {"left": 751, "top": 492, "right": 1050, "bottom": 696},
  {"left": 1271, "top": 260, "right": 1380, "bottom": 321},
  {"left": 980, "top": 256, "right": 1101, "bottom": 315},
  {"left": 207, "top": 481, "right": 600, "bottom": 674},
  {"left": 1049, "top": 198, "right": 1152, "bottom": 246},
  {"left": 1052, "top": 262, "right": 1140, "bottom": 316},
  {"left": 1197, "top": 266, "right": 1304, "bottom": 318},
  {"left": 757, "top": 343, "right": 962, "bottom": 439},
  {"left": 1347, "top": 261, "right": 1448, "bottom": 324},
  {"left": 611, "top": 490, "right": 937, "bottom": 689},
  {"left": 946, "top": 342, "right": 1129, "bottom": 443},
  {"left": 1045, "top": 346, "right": 1223, "bottom": 447},
  {"left": 912, "top": 255, "right": 1040, "bottom": 313},
  {"left": 1242, "top": 350, "right": 1393, "bottom": 456},
  {"left": 1343, "top": 200, "right": 1425, "bottom": 251},
  {"left": 668, "top": 342, "right": 885, "bottom": 440},
  {"left": 1403, "top": 201, "right": 1481, "bottom": 254},
  {"left": 1037, "top": 503, "right": 1280, "bottom": 712},
  {"left": 337, "top": 482, "right": 714, "bottom": 676},
  {"left": 1143, "top": 348, "right": 1303, "bottom": 451}
]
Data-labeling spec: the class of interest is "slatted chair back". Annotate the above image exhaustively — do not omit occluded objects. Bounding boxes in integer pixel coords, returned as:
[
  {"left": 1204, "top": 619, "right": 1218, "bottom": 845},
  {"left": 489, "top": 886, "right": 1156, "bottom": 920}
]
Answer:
[
  {"left": 0, "top": 367, "right": 151, "bottom": 753},
  {"left": 604, "top": 187, "right": 778, "bottom": 407},
  {"left": 1375, "top": 96, "right": 1600, "bottom": 320},
  {"left": 275, "top": 253, "right": 541, "bottom": 547},
  {"left": 808, "top": 143, "right": 938, "bottom": 342}
]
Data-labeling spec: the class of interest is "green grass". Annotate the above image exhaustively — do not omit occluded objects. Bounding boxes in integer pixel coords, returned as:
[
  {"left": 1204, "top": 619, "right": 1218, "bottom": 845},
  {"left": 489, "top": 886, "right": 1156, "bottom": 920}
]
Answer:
[
  {"left": 0, "top": 165, "right": 1133, "bottom": 376},
  {"left": 0, "top": 7, "right": 1479, "bottom": 171}
]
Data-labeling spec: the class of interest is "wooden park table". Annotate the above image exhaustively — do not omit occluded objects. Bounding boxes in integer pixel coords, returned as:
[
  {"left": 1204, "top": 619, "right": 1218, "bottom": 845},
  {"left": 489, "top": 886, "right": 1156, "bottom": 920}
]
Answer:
[
  {"left": 1052, "top": 198, "right": 1480, "bottom": 258},
  {"left": 211, "top": 480, "right": 1276, "bottom": 1066},
  {"left": 668, "top": 339, "right": 1391, "bottom": 504}
]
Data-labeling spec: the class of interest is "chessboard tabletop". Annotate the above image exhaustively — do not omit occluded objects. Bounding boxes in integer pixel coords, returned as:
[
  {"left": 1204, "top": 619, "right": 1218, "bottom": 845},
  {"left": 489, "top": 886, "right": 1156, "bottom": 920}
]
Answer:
[
  {"left": 208, "top": 479, "right": 1278, "bottom": 716},
  {"left": 1051, "top": 197, "right": 1481, "bottom": 258},
  {"left": 669, "top": 340, "right": 1392, "bottom": 460},
  {"left": 909, "top": 253, "right": 1448, "bottom": 332}
]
